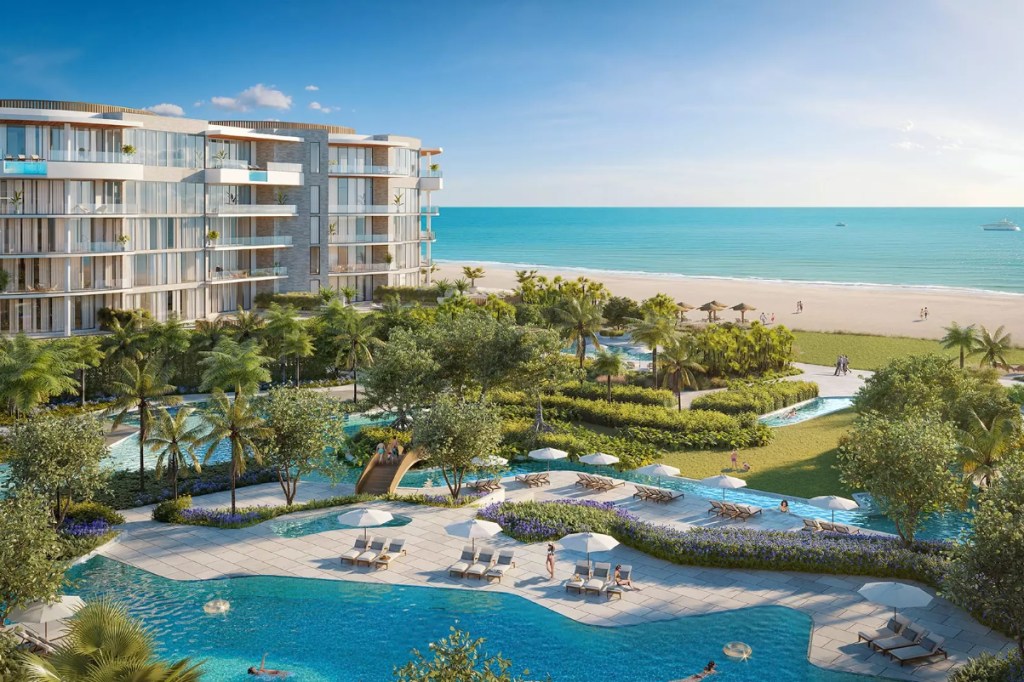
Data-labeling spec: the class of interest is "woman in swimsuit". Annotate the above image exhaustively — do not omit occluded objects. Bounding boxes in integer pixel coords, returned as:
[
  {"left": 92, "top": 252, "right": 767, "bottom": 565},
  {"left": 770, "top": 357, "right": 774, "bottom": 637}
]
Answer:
[
  {"left": 546, "top": 543, "right": 556, "bottom": 579},
  {"left": 248, "top": 653, "right": 289, "bottom": 677}
]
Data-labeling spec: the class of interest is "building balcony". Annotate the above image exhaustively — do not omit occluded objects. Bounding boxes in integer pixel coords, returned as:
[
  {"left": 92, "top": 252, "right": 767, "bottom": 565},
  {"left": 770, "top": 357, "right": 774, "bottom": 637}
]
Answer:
[
  {"left": 206, "top": 236, "right": 293, "bottom": 249},
  {"left": 70, "top": 278, "right": 130, "bottom": 292},
  {"left": 1, "top": 159, "right": 47, "bottom": 176},
  {"left": 421, "top": 230, "right": 436, "bottom": 241},
  {"left": 205, "top": 162, "right": 304, "bottom": 186},
  {"left": 329, "top": 205, "right": 430, "bottom": 216},
  {"left": 329, "top": 263, "right": 399, "bottom": 274},
  {"left": 418, "top": 176, "right": 443, "bottom": 191},
  {"left": 328, "top": 233, "right": 392, "bottom": 244},
  {"left": 0, "top": 281, "right": 63, "bottom": 294},
  {"left": 69, "top": 241, "right": 132, "bottom": 253},
  {"left": 69, "top": 204, "right": 140, "bottom": 216},
  {"left": 208, "top": 204, "right": 297, "bottom": 218},
  {"left": 327, "top": 163, "right": 412, "bottom": 177},
  {"left": 210, "top": 266, "right": 287, "bottom": 281}
]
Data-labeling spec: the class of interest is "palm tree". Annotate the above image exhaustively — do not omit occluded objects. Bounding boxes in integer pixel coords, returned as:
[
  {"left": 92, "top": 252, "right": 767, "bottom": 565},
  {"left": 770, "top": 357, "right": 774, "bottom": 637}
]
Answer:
[
  {"left": 145, "top": 406, "right": 205, "bottom": 500},
  {"left": 453, "top": 278, "right": 471, "bottom": 295},
  {"left": 228, "top": 307, "right": 266, "bottom": 342},
  {"left": 940, "top": 322, "right": 978, "bottom": 369},
  {"left": 975, "top": 325, "right": 1013, "bottom": 368},
  {"left": 339, "top": 285, "right": 358, "bottom": 305},
  {"left": 102, "top": 317, "right": 150, "bottom": 364},
  {"left": 64, "top": 336, "right": 103, "bottom": 407},
  {"left": 958, "top": 411, "right": 1019, "bottom": 489},
  {"left": 21, "top": 600, "right": 204, "bottom": 682},
  {"left": 630, "top": 313, "right": 677, "bottom": 386},
  {"left": 153, "top": 316, "right": 191, "bottom": 360},
  {"left": 0, "top": 334, "right": 79, "bottom": 416},
  {"left": 192, "top": 317, "right": 231, "bottom": 352},
  {"left": 462, "top": 266, "right": 485, "bottom": 288},
  {"left": 281, "top": 327, "right": 314, "bottom": 384},
  {"left": 108, "top": 357, "right": 181, "bottom": 491},
  {"left": 551, "top": 295, "right": 604, "bottom": 370},
  {"left": 200, "top": 389, "right": 271, "bottom": 513},
  {"left": 262, "top": 303, "right": 302, "bottom": 381},
  {"left": 591, "top": 350, "right": 625, "bottom": 400},
  {"left": 659, "top": 337, "right": 706, "bottom": 410},
  {"left": 334, "top": 312, "right": 376, "bottom": 398},
  {"left": 199, "top": 337, "right": 272, "bottom": 396}
]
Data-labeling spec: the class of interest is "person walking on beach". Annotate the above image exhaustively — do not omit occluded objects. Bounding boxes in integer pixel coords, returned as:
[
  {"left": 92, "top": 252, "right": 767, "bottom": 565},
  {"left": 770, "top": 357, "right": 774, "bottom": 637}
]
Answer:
[
  {"left": 796, "top": 300, "right": 803, "bottom": 313},
  {"left": 770, "top": 312, "right": 775, "bottom": 324},
  {"left": 924, "top": 307, "right": 929, "bottom": 320}
]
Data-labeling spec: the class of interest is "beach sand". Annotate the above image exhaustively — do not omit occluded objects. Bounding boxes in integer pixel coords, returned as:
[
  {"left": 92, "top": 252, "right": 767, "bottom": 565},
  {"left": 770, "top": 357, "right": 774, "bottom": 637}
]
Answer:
[{"left": 435, "top": 262, "right": 1024, "bottom": 340}]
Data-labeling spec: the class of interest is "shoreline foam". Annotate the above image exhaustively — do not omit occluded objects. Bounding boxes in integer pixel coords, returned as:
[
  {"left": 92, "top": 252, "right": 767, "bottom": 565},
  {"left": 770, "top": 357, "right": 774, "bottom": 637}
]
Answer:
[{"left": 434, "top": 261, "right": 1024, "bottom": 340}]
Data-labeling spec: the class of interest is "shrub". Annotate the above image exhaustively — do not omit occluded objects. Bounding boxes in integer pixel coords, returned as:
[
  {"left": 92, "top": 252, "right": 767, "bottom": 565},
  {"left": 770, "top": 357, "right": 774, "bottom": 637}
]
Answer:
[
  {"left": 500, "top": 420, "right": 658, "bottom": 469},
  {"left": 63, "top": 501, "right": 125, "bottom": 526},
  {"left": 558, "top": 382, "right": 675, "bottom": 407},
  {"left": 948, "top": 651, "right": 1024, "bottom": 682},
  {"left": 253, "top": 291, "right": 321, "bottom": 311},
  {"left": 97, "top": 463, "right": 278, "bottom": 509},
  {"left": 374, "top": 285, "right": 441, "bottom": 304},
  {"left": 152, "top": 496, "right": 192, "bottom": 523},
  {"left": 478, "top": 500, "right": 951, "bottom": 585},
  {"left": 690, "top": 380, "right": 819, "bottom": 415},
  {"left": 350, "top": 426, "right": 412, "bottom": 463},
  {"left": 96, "top": 307, "right": 150, "bottom": 330}
]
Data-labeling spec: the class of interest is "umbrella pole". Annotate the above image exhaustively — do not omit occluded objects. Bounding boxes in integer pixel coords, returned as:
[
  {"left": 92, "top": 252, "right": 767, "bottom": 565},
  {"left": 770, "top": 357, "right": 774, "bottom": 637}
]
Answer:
[{"left": 832, "top": 510, "right": 836, "bottom": 523}]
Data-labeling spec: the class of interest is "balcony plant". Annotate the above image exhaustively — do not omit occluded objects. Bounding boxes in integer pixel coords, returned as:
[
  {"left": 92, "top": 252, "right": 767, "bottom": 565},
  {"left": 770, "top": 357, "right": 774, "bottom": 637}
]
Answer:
[
  {"left": 392, "top": 191, "right": 404, "bottom": 212},
  {"left": 430, "top": 163, "right": 440, "bottom": 173},
  {"left": 206, "top": 230, "right": 220, "bottom": 245},
  {"left": 275, "top": 189, "right": 288, "bottom": 205},
  {"left": 328, "top": 220, "right": 338, "bottom": 237},
  {"left": 121, "top": 144, "right": 136, "bottom": 159},
  {"left": 116, "top": 234, "right": 131, "bottom": 246},
  {"left": 8, "top": 191, "right": 23, "bottom": 214},
  {"left": 383, "top": 252, "right": 394, "bottom": 266},
  {"left": 212, "top": 149, "right": 228, "bottom": 168}
]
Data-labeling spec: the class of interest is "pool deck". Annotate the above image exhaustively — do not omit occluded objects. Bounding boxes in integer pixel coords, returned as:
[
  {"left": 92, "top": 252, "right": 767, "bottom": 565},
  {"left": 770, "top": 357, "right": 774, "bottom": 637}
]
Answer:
[{"left": 99, "top": 472, "right": 1011, "bottom": 682}]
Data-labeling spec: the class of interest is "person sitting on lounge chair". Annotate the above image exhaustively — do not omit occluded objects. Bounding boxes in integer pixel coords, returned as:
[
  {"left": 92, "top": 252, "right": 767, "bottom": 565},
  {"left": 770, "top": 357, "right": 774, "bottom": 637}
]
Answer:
[
  {"left": 742, "top": 462, "right": 751, "bottom": 472},
  {"left": 248, "top": 653, "right": 290, "bottom": 677},
  {"left": 614, "top": 564, "right": 636, "bottom": 590}
]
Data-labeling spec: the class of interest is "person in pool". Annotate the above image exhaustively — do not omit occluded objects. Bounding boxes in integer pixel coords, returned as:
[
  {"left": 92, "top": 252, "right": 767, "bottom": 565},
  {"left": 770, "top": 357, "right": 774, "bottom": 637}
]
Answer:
[
  {"left": 248, "top": 654, "right": 289, "bottom": 677},
  {"left": 779, "top": 500, "right": 790, "bottom": 513},
  {"left": 685, "top": 661, "right": 717, "bottom": 680}
]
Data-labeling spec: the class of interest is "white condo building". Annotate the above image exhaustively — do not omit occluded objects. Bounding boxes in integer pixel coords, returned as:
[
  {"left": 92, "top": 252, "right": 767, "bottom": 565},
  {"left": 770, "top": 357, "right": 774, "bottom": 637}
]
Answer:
[{"left": 0, "top": 100, "right": 442, "bottom": 336}]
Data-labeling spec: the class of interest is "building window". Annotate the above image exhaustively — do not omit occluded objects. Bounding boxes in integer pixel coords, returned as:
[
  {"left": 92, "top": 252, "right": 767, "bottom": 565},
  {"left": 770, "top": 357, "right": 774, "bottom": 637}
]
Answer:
[
  {"left": 310, "top": 247, "right": 320, "bottom": 275},
  {"left": 309, "top": 280, "right": 320, "bottom": 294},
  {"left": 310, "top": 216, "right": 320, "bottom": 244},
  {"left": 310, "top": 185, "right": 320, "bottom": 214},
  {"left": 310, "top": 142, "right": 320, "bottom": 173}
]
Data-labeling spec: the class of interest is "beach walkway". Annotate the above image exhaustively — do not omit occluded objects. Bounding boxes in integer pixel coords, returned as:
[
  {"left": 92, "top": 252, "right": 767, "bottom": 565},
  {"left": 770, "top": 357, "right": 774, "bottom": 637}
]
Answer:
[{"left": 97, "top": 473, "right": 1010, "bottom": 681}]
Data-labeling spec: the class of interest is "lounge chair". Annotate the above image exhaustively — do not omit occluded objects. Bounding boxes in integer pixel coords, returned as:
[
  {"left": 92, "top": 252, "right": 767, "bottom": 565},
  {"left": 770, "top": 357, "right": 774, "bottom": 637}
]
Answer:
[
  {"left": 871, "top": 623, "right": 928, "bottom": 654},
  {"left": 833, "top": 523, "right": 860, "bottom": 535},
  {"left": 652, "top": 487, "right": 683, "bottom": 503},
  {"left": 719, "top": 503, "right": 743, "bottom": 519},
  {"left": 448, "top": 545, "right": 478, "bottom": 578},
  {"left": 818, "top": 520, "right": 837, "bottom": 532},
  {"left": 472, "top": 477, "right": 500, "bottom": 492},
  {"left": 887, "top": 634, "right": 948, "bottom": 666},
  {"left": 465, "top": 548, "right": 496, "bottom": 579},
  {"left": 801, "top": 519, "right": 823, "bottom": 533},
  {"left": 597, "top": 476, "right": 624, "bottom": 490},
  {"left": 633, "top": 485, "right": 655, "bottom": 501},
  {"left": 485, "top": 550, "right": 516, "bottom": 583},
  {"left": 605, "top": 564, "right": 633, "bottom": 600},
  {"left": 734, "top": 504, "right": 763, "bottom": 520},
  {"left": 584, "top": 562, "right": 612, "bottom": 595},
  {"left": 858, "top": 614, "right": 909, "bottom": 645},
  {"left": 340, "top": 536, "right": 369, "bottom": 565},
  {"left": 355, "top": 536, "right": 390, "bottom": 567},
  {"left": 708, "top": 500, "right": 727, "bottom": 516},
  {"left": 565, "top": 560, "right": 591, "bottom": 595},
  {"left": 515, "top": 473, "right": 548, "bottom": 488},
  {"left": 373, "top": 538, "right": 407, "bottom": 570},
  {"left": 575, "top": 473, "right": 590, "bottom": 488}
]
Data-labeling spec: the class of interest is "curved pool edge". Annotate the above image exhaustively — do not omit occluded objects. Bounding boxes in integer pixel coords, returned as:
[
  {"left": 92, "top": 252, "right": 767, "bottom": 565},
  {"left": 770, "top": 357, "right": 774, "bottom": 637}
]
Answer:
[{"left": 75, "top": 553, "right": 895, "bottom": 681}]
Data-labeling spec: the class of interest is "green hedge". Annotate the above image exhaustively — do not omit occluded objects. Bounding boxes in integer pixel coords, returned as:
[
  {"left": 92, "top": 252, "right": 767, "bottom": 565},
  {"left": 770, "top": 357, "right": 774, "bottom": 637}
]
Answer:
[
  {"left": 64, "top": 501, "right": 125, "bottom": 525},
  {"left": 374, "top": 286, "right": 440, "bottom": 304},
  {"left": 499, "top": 418, "right": 658, "bottom": 470},
  {"left": 690, "top": 380, "right": 819, "bottom": 415},
  {"left": 253, "top": 291, "right": 322, "bottom": 311},
  {"left": 558, "top": 382, "right": 675, "bottom": 407},
  {"left": 493, "top": 391, "right": 771, "bottom": 449}
]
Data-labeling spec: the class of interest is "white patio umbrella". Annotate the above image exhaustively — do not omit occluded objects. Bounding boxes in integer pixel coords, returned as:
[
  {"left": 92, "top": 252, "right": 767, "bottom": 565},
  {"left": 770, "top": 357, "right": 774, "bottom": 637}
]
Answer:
[
  {"left": 633, "top": 463, "right": 681, "bottom": 485},
  {"left": 700, "top": 474, "right": 748, "bottom": 499},
  {"left": 337, "top": 508, "right": 394, "bottom": 540},
  {"left": 560, "top": 532, "right": 620, "bottom": 565},
  {"left": 528, "top": 447, "right": 568, "bottom": 470},
  {"left": 579, "top": 452, "right": 620, "bottom": 466},
  {"left": 809, "top": 495, "right": 860, "bottom": 523},
  {"left": 858, "top": 582, "right": 933, "bottom": 617},
  {"left": 471, "top": 455, "right": 509, "bottom": 468},
  {"left": 445, "top": 518, "right": 502, "bottom": 550},
  {"left": 9, "top": 596, "right": 85, "bottom": 639}
]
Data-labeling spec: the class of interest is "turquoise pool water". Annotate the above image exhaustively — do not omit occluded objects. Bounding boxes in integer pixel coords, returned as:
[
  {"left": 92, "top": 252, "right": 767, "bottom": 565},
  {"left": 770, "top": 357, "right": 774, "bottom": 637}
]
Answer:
[
  {"left": 760, "top": 397, "right": 855, "bottom": 427},
  {"left": 269, "top": 511, "right": 412, "bottom": 538},
  {"left": 67, "top": 557, "right": 881, "bottom": 682}
]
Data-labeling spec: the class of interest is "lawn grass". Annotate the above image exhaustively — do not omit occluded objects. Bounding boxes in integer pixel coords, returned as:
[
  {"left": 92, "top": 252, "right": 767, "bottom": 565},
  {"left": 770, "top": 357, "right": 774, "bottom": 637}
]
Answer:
[
  {"left": 791, "top": 330, "right": 1024, "bottom": 371},
  {"left": 658, "top": 409, "right": 858, "bottom": 499}
]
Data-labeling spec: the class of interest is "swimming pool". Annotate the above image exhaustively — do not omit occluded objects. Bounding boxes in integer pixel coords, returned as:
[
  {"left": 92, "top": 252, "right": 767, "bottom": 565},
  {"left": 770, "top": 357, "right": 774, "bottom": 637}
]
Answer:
[
  {"left": 269, "top": 511, "right": 412, "bottom": 538},
  {"left": 66, "top": 556, "right": 882, "bottom": 682},
  {"left": 760, "top": 397, "right": 855, "bottom": 426}
]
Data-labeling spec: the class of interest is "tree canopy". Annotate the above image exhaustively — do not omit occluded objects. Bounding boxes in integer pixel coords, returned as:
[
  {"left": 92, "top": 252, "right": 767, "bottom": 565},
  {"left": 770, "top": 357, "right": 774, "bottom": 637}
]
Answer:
[
  {"left": 412, "top": 397, "right": 502, "bottom": 499},
  {"left": 0, "top": 493, "right": 67, "bottom": 621}
]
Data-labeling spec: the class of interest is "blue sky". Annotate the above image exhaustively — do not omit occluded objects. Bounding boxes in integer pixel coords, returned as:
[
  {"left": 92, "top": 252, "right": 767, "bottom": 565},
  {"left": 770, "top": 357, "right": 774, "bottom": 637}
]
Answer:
[{"left": 1, "top": 0, "right": 1020, "bottom": 206}]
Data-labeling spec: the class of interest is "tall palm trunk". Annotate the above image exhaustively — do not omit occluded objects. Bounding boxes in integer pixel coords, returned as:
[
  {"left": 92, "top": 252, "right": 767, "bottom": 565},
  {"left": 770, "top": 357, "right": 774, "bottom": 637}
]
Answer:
[
  {"left": 959, "top": 346, "right": 965, "bottom": 369},
  {"left": 295, "top": 358, "right": 300, "bottom": 385},
  {"left": 351, "top": 359, "right": 359, "bottom": 400},
  {"left": 80, "top": 369, "right": 87, "bottom": 408},
  {"left": 138, "top": 407, "right": 147, "bottom": 491},
  {"left": 651, "top": 348, "right": 659, "bottom": 387},
  {"left": 606, "top": 375, "right": 612, "bottom": 400},
  {"left": 229, "top": 458, "right": 237, "bottom": 514}
]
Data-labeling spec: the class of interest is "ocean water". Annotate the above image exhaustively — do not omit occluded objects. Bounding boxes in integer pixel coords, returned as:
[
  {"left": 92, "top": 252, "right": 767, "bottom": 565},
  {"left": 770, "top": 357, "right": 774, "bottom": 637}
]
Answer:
[
  {"left": 432, "top": 207, "right": 1024, "bottom": 293},
  {"left": 67, "top": 557, "right": 883, "bottom": 682}
]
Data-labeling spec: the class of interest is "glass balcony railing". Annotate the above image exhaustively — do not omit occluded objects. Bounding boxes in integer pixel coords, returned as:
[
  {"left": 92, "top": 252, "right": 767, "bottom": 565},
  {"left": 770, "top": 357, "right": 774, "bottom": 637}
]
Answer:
[
  {"left": 329, "top": 263, "right": 398, "bottom": 273},
  {"left": 49, "top": 150, "right": 142, "bottom": 164},
  {"left": 69, "top": 241, "right": 132, "bottom": 253},
  {"left": 70, "top": 278, "right": 130, "bottom": 292},
  {"left": 419, "top": 169, "right": 443, "bottom": 178},
  {"left": 1, "top": 159, "right": 47, "bottom": 175},
  {"left": 206, "top": 159, "right": 254, "bottom": 170},
  {"left": 210, "top": 266, "right": 287, "bottom": 281},
  {"left": 329, "top": 205, "right": 424, "bottom": 215},
  {"left": 0, "top": 281, "right": 63, "bottom": 294},
  {"left": 328, "top": 163, "right": 412, "bottom": 176},
  {"left": 69, "top": 204, "right": 139, "bottom": 215},
  {"left": 209, "top": 204, "right": 297, "bottom": 215},
  {"left": 420, "top": 230, "right": 436, "bottom": 240},
  {"left": 208, "top": 236, "right": 293, "bottom": 247}
]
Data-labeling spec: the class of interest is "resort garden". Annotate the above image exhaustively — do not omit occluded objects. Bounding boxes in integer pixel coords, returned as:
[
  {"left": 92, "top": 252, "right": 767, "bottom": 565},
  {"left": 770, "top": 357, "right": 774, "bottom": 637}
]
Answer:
[{"left": 0, "top": 273, "right": 1022, "bottom": 680}]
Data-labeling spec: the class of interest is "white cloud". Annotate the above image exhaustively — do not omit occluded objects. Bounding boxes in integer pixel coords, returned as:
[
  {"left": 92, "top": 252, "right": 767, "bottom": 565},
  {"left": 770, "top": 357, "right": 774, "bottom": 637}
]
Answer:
[
  {"left": 144, "top": 103, "right": 185, "bottom": 117},
  {"left": 893, "top": 140, "right": 923, "bottom": 151},
  {"left": 210, "top": 84, "right": 292, "bottom": 112},
  {"left": 901, "top": 120, "right": 915, "bottom": 132},
  {"left": 309, "top": 101, "right": 333, "bottom": 114},
  {"left": 305, "top": 84, "right": 319, "bottom": 91},
  {"left": 193, "top": 100, "right": 203, "bottom": 108}
]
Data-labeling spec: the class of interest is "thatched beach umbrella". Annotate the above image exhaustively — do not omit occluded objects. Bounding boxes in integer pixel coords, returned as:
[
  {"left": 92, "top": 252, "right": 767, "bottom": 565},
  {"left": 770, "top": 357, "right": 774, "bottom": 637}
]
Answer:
[
  {"left": 731, "top": 302, "right": 757, "bottom": 323},
  {"left": 676, "top": 302, "right": 695, "bottom": 322},
  {"left": 699, "top": 300, "right": 728, "bottom": 322}
]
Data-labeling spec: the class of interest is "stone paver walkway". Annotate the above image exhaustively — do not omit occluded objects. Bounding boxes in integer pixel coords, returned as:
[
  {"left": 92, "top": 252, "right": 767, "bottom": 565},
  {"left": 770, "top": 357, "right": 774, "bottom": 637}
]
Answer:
[{"left": 98, "top": 473, "right": 1011, "bottom": 681}]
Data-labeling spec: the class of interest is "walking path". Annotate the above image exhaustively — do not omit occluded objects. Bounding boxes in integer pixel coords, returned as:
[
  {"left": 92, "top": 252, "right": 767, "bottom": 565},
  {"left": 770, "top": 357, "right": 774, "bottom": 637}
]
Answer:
[{"left": 98, "top": 472, "right": 1011, "bottom": 681}]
